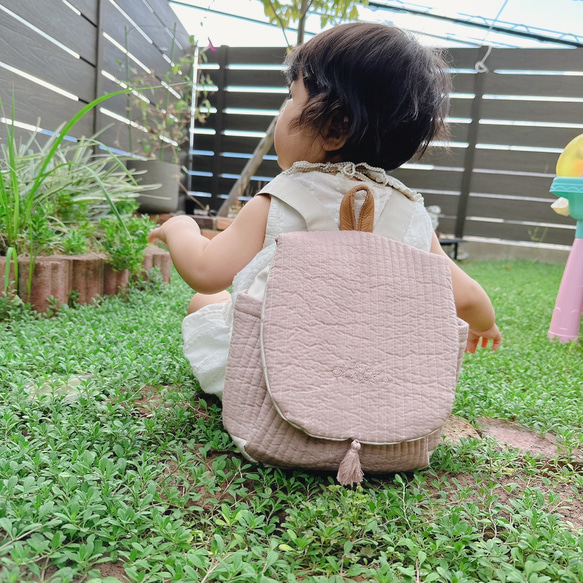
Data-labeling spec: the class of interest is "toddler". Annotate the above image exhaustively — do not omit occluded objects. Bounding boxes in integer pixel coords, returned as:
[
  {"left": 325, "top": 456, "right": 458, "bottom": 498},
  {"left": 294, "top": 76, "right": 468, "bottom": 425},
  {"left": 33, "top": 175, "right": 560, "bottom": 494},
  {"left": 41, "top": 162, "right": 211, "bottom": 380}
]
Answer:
[{"left": 149, "top": 22, "right": 501, "bottom": 398}]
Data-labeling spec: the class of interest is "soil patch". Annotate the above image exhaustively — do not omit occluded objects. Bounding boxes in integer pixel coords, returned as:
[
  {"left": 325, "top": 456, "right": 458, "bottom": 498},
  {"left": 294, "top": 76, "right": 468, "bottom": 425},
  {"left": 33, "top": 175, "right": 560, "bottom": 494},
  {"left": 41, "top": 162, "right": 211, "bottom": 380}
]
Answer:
[
  {"left": 476, "top": 417, "right": 559, "bottom": 458},
  {"left": 442, "top": 415, "right": 481, "bottom": 444},
  {"left": 97, "top": 561, "right": 129, "bottom": 582},
  {"left": 443, "top": 415, "right": 582, "bottom": 462}
]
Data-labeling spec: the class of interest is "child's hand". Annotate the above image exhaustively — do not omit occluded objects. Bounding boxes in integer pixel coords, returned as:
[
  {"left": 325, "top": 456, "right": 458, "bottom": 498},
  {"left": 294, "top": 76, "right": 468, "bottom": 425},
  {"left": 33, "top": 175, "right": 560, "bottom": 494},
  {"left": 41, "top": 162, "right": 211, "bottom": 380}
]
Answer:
[
  {"left": 148, "top": 224, "right": 166, "bottom": 246},
  {"left": 148, "top": 216, "right": 197, "bottom": 247},
  {"left": 466, "top": 324, "right": 501, "bottom": 353}
]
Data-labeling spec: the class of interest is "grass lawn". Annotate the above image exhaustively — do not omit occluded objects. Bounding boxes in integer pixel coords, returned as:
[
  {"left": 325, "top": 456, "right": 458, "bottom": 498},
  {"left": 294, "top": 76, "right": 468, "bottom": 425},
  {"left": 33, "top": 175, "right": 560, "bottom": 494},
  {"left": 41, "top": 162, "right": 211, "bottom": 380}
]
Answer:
[{"left": 1, "top": 261, "right": 582, "bottom": 583}]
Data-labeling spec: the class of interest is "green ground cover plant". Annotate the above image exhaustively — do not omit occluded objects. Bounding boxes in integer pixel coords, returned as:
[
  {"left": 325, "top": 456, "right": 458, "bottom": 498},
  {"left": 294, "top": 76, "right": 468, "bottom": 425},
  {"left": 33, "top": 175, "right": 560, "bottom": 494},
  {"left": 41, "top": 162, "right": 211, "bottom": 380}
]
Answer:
[{"left": 0, "top": 260, "right": 582, "bottom": 582}]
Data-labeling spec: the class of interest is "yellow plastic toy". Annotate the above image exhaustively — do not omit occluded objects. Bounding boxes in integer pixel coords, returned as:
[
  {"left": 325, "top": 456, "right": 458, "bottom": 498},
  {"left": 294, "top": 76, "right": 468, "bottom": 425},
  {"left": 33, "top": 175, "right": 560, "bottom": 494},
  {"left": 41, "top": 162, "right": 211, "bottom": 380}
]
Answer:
[{"left": 556, "top": 133, "right": 583, "bottom": 177}]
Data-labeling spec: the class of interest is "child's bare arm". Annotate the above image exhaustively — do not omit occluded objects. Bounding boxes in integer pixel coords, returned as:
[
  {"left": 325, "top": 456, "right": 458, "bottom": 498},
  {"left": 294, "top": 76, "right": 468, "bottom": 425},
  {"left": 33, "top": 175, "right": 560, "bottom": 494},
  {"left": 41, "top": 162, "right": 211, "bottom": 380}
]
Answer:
[
  {"left": 148, "top": 194, "right": 271, "bottom": 294},
  {"left": 430, "top": 233, "right": 501, "bottom": 352}
]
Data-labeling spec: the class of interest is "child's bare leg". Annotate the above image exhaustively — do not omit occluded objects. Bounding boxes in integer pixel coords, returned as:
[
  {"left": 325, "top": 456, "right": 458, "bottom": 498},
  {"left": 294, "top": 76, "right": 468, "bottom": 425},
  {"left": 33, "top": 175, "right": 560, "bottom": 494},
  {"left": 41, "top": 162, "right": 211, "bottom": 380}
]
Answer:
[{"left": 188, "top": 290, "right": 231, "bottom": 314}]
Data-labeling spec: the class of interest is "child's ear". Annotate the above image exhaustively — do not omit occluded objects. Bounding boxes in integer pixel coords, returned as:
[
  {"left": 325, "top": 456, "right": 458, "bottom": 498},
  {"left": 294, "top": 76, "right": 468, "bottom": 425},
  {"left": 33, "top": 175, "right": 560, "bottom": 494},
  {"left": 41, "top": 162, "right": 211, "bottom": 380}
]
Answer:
[{"left": 321, "top": 115, "right": 349, "bottom": 152}]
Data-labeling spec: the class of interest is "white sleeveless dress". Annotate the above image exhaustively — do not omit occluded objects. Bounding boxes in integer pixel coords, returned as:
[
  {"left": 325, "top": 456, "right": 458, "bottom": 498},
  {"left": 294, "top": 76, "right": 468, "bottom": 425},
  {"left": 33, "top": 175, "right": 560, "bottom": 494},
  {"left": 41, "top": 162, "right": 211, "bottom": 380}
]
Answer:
[{"left": 182, "top": 162, "right": 434, "bottom": 398}]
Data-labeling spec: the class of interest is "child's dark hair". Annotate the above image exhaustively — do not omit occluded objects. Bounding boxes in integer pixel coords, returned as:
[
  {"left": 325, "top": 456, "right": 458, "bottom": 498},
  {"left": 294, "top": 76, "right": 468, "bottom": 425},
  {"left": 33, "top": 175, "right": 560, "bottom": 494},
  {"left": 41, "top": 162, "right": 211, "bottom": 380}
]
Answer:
[{"left": 284, "top": 22, "right": 451, "bottom": 171}]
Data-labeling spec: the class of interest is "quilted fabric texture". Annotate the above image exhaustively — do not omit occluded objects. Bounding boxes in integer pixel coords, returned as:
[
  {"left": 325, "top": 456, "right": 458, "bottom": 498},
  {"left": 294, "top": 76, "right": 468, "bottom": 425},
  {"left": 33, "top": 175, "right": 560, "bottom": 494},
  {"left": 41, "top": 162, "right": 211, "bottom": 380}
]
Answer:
[
  {"left": 262, "top": 231, "right": 465, "bottom": 444},
  {"left": 222, "top": 231, "right": 468, "bottom": 474}
]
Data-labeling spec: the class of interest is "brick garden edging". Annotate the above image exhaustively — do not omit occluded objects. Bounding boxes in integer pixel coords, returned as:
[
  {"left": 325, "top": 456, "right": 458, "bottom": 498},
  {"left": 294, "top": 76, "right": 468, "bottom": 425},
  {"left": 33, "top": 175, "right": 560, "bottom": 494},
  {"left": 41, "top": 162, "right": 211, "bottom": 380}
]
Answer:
[{"left": 0, "top": 246, "right": 171, "bottom": 312}]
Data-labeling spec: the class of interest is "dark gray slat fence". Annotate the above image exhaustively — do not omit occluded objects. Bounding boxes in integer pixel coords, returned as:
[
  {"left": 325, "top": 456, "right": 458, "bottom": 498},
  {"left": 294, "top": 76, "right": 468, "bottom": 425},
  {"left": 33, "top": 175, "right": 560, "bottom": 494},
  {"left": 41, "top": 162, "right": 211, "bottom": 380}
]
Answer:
[
  {"left": 68, "top": 0, "right": 98, "bottom": 24},
  {"left": 460, "top": 49, "right": 581, "bottom": 246},
  {"left": 116, "top": 0, "right": 192, "bottom": 50},
  {"left": 189, "top": 46, "right": 288, "bottom": 209},
  {"left": 0, "top": 70, "right": 93, "bottom": 139},
  {"left": 483, "top": 48, "right": 583, "bottom": 71},
  {"left": 191, "top": 45, "right": 583, "bottom": 247},
  {"left": 481, "top": 99, "right": 582, "bottom": 126},
  {"left": 473, "top": 149, "right": 559, "bottom": 174},
  {"left": 2, "top": 0, "right": 98, "bottom": 63},
  {"left": 97, "top": 0, "right": 196, "bottom": 158},
  {"left": 0, "top": 0, "right": 190, "bottom": 152},
  {"left": 390, "top": 48, "right": 583, "bottom": 247},
  {"left": 0, "top": 13, "right": 96, "bottom": 103}
]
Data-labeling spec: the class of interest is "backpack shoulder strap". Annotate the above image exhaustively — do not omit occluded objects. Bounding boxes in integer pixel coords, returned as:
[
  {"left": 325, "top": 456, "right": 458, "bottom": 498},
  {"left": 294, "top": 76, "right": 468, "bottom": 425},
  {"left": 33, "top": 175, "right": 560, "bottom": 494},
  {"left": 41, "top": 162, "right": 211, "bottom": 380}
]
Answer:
[
  {"left": 373, "top": 187, "right": 417, "bottom": 241},
  {"left": 259, "top": 173, "right": 420, "bottom": 239},
  {"left": 258, "top": 174, "right": 338, "bottom": 232}
]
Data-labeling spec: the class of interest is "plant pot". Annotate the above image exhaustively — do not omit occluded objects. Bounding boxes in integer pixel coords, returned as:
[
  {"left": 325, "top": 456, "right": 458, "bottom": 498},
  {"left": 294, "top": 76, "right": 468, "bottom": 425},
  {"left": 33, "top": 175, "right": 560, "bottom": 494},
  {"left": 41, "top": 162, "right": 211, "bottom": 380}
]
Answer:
[{"left": 127, "top": 159, "right": 180, "bottom": 214}]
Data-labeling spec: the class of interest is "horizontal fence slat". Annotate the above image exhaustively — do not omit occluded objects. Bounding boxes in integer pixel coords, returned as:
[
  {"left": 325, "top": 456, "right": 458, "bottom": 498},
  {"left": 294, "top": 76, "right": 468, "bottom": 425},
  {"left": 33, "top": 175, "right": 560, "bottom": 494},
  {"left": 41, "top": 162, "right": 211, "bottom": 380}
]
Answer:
[
  {"left": 194, "top": 133, "right": 273, "bottom": 155},
  {"left": 0, "top": 125, "right": 58, "bottom": 150},
  {"left": 390, "top": 168, "right": 463, "bottom": 193},
  {"left": 412, "top": 193, "right": 461, "bottom": 218},
  {"left": 464, "top": 220, "right": 574, "bottom": 246},
  {"left": 448, "top": 122, "right": 471, "bottom": 143},
  {"left": 0, "top": 69, "right": 94, "bottom": 138},
  {"left": 480, "top": 98, "right": 583, "bottom": 125},
  {"left": 486, "top": 48, "right": 583, "bottom": 72},
  {"left": 223, "top": 91, "right": 286, "bottom": 111},
  {"left": 470, "top": 173, "right": 554, "bottom": 198},
  {"left": 412, "top": 146, "right": 467, "bottom": 168},
  {"left": 97, "top": 81, "right": 132, "bottom": 121},
  {"left": 476, "top": 124, "right": 580, "bottom": 150},
  {"left": 220, "top": 113, "right": 279, "bottom": 133},
  {"left": 0, "top": 11, "right": 95, "bottom": 103},
  {"left": 195, "top": 117, "right": 471, "bottom": 151},
  {"left": 226, "top": 69, "right": 288, "bottom": 88},
  {"left": 95, "top": 110, "right": 146, "bottom": 155},
  {"left": 473, "top": 148, "right": 560, "bottom": 174},
  {"left": 192, "top": 153, "right": 280, "bottom": 178},
  {"left": 467, "top": 194, "right": 571, "bottom": 225},
  {"left": 1, "top": 0, "right": 97, "bottom": 64},
  {"left": 448, "top": 97, "right": 473, "bottom": 119},
  {"left": 435, "top": 217, "right": 456, "bottom": 236},
  {"left": 444, "top": 48, "right": 486, "bottom": 70},
  {"left": 206, "top": 47, "right": 287, "bottom": 65},
  {"left": 450, "top": 72, "right": 478, "bottom": 94},
  {"left": 192, "top": 175, "right": 270, "bottom": 197},
  {"left": 483, "top": 73, "right": 583, "bottom": 98}
]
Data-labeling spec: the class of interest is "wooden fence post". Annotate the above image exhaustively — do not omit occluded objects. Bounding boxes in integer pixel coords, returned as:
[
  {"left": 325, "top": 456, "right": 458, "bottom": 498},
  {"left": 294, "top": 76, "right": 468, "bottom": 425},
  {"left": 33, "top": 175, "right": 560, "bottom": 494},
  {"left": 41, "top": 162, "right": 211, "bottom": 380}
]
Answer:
[{"left": 454, "top": 46, "right": 488, "bottom": 239}]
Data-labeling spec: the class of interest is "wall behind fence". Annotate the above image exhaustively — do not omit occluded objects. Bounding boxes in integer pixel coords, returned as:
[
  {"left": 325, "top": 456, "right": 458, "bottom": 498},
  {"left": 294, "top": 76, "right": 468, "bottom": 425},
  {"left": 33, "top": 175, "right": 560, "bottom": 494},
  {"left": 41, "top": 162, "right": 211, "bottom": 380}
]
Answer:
[
  {"left": 0, "top": 0, "right": 190, "bottom": 157},
  {"left": 191, "top": 45, "right": 583, "bottom": 248}
]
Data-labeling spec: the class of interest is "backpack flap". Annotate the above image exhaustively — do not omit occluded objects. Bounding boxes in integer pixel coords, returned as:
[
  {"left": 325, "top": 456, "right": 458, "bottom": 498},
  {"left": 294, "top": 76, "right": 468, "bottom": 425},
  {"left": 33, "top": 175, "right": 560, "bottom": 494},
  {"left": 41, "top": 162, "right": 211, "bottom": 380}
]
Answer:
[{"left": 260, "top": 230, "right": 465, "bottom": 445}]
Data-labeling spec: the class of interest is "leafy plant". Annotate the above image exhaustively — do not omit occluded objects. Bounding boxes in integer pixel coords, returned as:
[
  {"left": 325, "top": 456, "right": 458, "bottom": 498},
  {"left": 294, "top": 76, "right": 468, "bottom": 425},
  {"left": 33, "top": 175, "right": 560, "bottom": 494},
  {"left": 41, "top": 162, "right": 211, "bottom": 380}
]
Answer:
[
  {"left": 124, "top": 29, "right": 212, "bottom": 163},
  {"left": 100, "top": 215, "right": 153, "bottom": 275},
  {"left": 1, "top": 136, "right": 145, "bottom": 260},
  {"left": 260, "top": 0, "right": 369, "bottom": 46},
  {"left": 0, "top": 89, "right": 134, "bottom": 294}
]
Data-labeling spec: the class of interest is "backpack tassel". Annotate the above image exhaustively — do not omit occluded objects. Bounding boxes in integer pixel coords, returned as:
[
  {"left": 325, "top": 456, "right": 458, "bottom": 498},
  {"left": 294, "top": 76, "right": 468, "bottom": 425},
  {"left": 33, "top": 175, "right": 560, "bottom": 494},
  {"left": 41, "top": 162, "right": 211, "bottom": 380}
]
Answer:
[{"left": 337, "top": 440, "right": 364, "bottom": 486}]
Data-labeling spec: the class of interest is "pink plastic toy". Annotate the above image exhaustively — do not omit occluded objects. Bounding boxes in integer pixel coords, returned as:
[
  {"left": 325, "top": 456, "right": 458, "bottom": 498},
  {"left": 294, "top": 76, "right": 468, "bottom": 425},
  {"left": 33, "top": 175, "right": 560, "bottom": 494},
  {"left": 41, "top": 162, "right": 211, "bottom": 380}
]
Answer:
[{"left": 548, "top": 134, "right": 583, "bottom": 342}]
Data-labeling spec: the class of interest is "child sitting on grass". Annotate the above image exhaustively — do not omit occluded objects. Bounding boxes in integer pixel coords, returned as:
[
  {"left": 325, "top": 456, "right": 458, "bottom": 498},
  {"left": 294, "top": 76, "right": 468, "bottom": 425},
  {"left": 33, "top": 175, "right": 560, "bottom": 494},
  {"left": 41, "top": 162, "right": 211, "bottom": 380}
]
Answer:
[{"left": 149, "top": 22, "right": 501, "bottom": 398}]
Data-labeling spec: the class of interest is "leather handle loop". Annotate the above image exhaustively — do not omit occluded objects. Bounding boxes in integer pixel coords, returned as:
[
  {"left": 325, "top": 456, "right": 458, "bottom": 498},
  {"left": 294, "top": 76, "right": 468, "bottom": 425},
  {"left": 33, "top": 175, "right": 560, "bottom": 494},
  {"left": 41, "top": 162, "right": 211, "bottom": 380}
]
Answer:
[{"left": 339, "top": 184, "right": 375, "bottom": 232}]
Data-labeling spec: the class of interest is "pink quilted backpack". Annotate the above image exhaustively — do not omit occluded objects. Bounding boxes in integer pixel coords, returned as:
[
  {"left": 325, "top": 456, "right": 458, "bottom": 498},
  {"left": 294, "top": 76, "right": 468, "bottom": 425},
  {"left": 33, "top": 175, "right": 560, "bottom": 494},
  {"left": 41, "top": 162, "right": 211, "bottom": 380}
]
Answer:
[{"left": 223, "top": 178, "right": 468, "bottom": 485}]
